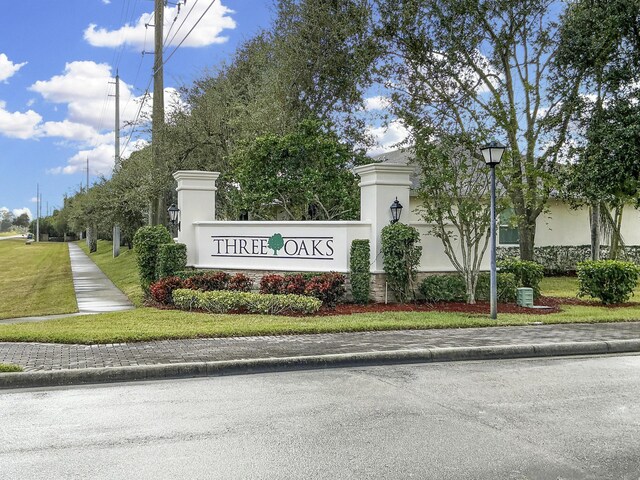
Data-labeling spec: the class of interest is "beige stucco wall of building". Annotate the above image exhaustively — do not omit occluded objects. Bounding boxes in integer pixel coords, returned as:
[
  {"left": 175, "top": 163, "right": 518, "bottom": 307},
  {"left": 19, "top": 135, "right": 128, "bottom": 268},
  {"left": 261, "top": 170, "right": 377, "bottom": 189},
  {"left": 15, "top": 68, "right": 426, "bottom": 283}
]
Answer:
[{"left": 535, "top": 199, "right": 640, "bottom": 246}]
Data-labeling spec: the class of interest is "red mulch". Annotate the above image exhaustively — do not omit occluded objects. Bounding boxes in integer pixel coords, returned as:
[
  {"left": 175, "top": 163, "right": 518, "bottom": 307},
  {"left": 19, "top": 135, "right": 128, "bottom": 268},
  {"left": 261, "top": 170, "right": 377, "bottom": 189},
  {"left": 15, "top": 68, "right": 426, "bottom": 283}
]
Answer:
[{"left": 314, "top": 299, "right": 560, "bottom": 316}]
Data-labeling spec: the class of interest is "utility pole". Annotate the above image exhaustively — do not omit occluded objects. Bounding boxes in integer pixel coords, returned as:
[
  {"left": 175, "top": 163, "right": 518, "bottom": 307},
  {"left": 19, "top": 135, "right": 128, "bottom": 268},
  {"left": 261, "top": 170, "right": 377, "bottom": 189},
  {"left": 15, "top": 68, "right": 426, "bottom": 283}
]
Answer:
[
  {"left": 112, "top": 71, "right": 121, "bottom": 257},
  {"left": 113, "top": 71, "right": 121, "bottom": 165},
  {"left": 86, "top": 157, "right": 89, "bottom": 191},
  {"left": 35, "top": 184, "right": 40, "bottom": 242},
  {"left": 151, "top": 0, "right": 165, "bottom": 225}
]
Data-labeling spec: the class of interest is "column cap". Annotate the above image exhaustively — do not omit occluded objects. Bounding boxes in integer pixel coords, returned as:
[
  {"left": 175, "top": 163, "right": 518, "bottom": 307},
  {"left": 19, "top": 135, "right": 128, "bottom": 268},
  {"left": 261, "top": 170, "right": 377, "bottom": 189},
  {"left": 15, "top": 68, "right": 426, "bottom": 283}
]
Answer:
[
  {"left": 173, "top": 170, "right": 220, "bottom": 192},
  {"left": 354, "top": 163, "right": 414, "bottom": 187}
]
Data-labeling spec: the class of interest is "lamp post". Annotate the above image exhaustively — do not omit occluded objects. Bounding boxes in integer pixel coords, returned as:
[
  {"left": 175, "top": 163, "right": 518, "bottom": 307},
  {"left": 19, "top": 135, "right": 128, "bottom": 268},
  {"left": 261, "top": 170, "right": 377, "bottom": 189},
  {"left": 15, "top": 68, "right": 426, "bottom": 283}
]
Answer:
[
  {"left": 168, "top": 203, "right": 181, "bottom": 234},
  {"left": 481, "top": 141, "right": 506, "bottom": 319},
  {"left": 390, "top": 197, "right": 403, "bottom": 224}
]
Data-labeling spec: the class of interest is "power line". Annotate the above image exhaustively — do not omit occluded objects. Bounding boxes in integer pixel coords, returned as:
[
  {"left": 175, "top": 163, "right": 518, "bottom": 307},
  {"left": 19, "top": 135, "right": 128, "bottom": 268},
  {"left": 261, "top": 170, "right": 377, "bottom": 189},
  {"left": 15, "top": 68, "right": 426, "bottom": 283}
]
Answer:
[
  {"left": 165, "top": 0, "right": 199, "bottom": 48},
  {"left": 158, "top": 0, "right": 215, "bottom": 73}
]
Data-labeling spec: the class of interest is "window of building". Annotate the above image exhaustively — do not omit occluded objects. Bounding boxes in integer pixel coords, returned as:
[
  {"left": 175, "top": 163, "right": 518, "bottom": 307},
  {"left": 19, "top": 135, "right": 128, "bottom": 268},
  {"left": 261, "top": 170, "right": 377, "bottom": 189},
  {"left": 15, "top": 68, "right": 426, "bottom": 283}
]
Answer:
[{"left": 499, "top": 208, "right": 520, "bottom": 245}]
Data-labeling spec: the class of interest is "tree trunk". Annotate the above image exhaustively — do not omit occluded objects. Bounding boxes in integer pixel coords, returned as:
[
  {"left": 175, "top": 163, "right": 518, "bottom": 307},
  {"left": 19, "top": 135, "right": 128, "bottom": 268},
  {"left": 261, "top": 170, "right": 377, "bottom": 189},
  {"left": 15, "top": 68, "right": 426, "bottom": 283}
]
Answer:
[
  {"left": 465, "top": 272, "right": 476, "bottom": 304},
  {"left": 610, "top": 205, "right": 624, "bottom": 260},
  {"left": 518, "top": 220, "right": 536, "bottom": 261},
  {"left": 88, "top": 224, "right": 97, "bottom": 253},
  {"left": 590, "top": 203, "right": 600, "bottom": 261}
]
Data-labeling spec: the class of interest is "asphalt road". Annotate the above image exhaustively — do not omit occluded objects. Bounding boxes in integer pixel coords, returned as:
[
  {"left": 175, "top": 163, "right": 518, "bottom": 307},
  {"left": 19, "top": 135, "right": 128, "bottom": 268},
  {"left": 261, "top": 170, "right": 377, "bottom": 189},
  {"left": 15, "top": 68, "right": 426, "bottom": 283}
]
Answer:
[{"left": 1, "top": 355, "right": 639, "bottom": 479}]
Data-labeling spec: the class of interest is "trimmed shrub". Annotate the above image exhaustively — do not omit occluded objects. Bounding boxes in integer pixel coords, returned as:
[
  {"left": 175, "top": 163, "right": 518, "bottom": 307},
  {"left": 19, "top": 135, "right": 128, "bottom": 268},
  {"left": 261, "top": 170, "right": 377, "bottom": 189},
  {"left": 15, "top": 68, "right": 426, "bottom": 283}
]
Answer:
[
  {"left": 183, "top": 271, "right": 230, "bottom": 291},
  {"left": 133, "top": 225, "right": 173, "bottom": 291},
  {"left": 172, "top": 289, "right": 322, "bottom": 315},
  {"left": 228, "top": 273, "right": 254, "bottom": 292},
  {"left": 304, "top": 272, "right": 346, "bottom": 306},
  {"left": 260, "top": 274, "right": 285, "bottom": 295},
  {"left": 149, "top": 276, "right": 184, "bottom": 305},
  {"left": 157, "top": 243, "right": 187, "bottom": 279},
  {"left": 350, "top": 239, "right": 371, "bottom": 304},
  {"left": 497, "top": 258, "right": 544, "bottom": 298},
  {"left": 381, "top": 223, "right": 422, "bottom": 303},
  {"left": 577, "top": 260, "right": 640, "bottom": 305},
  {"left": 475, "top": 272, "right": 517, "bottom": 303},
  {"left": 419, "top": 275, "right": 467, "bottom": 303},
  {"left": 283, "top": 274, "right": 307, "bottom": 295}
]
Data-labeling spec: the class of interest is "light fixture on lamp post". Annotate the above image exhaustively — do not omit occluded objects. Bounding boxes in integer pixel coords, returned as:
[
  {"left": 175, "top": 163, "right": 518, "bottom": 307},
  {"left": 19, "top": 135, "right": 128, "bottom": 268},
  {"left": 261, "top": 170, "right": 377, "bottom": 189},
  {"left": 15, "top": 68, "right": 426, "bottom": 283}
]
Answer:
[
  {"left": 390, "top": 197, "right": 403, "bottom": 224},
  {"left": 481, "top": 141, "right": 506, "bottom": 319},
  {"left": 168, "top": 203, "right": 181, "bottom": 232}
]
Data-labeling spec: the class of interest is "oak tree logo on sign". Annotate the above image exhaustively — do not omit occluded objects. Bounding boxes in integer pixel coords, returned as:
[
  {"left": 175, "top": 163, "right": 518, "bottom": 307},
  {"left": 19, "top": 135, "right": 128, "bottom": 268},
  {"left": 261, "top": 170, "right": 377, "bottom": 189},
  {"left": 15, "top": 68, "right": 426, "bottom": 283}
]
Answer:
[{"left": 268, "top": 233, "right": 284, "bottom": 255}]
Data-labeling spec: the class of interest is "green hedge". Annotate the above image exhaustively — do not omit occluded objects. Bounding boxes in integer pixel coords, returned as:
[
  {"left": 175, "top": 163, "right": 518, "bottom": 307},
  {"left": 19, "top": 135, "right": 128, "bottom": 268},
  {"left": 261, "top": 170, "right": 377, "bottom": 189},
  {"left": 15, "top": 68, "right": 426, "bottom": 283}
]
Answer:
[
  {"left": 497, "top": 258, "right": 544, "bottom": 298},
  {"left": 419, "top": 275, "right": 467, "bottom": 302},
  {"left": 157, "top": 243, "right": 187, "bottom": 279},
  {"left": 497, "top": 245, "right": 640, "bottom": 275},
  {"left": 350, "top": 239, "right": 371, "bottom": 304},
  {"left": 133, "top": 225, "right": 173, "bottom": 291},
  {"left": 172, "top": 289, "right": 322, "bottom": 315},
  {"left": 420, "top": 273, "right": 517, "bottom": 303},
  {"left": 577, "top": 260, "right": 640, "bottom": 305}
]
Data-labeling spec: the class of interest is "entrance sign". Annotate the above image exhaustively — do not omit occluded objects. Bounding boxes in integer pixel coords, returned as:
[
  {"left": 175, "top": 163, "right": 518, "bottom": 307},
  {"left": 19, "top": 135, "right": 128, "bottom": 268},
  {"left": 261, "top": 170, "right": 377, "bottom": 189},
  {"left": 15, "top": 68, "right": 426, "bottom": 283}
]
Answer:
[{"left": 193, "top": 221, "right": 370, "bottom": 272}]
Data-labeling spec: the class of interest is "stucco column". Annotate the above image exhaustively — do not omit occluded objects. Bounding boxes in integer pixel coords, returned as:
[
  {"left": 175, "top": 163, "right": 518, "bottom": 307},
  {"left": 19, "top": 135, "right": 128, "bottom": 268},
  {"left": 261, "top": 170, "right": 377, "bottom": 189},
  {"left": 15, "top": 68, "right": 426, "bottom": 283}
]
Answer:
[
  {"left": 354, "top": 164, "right": 413, "bottom": 273},
  {"left": 173, "top": 170, "right": 220, "bottom": 266}
]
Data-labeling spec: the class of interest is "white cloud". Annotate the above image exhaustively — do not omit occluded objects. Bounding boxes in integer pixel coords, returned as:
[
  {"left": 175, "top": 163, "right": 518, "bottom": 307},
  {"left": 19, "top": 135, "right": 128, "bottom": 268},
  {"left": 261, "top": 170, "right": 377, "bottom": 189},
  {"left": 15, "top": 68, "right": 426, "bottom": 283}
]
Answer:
[
  {"left": 41, "top": 120, "right": 112, "bottom": 147},
  {"left": 30, "top": 197, "right": 38, "bottom": 203},
  {"left": 30, "top": 61, "right": 179, "bottom": 132},
  {"left": 0, "top": 101, "right": 42, "bottom": 139},
  {"left": 12, "top": 208, "right": 32, "bottom": 219},
  {"left": 52, "top": 144, "right": 116, "bottom": 176},
  {"left": 366, "top": 120, "right": 410, "bottom": 156},
  {"left": 30, "top": 61, "right": 139, "bottom": 130},
  {"left": 364, "top": 96, "right": 391, "bottom": 111},
  {"left": 84, "top": 1, "right": 236, "bottom": 49},
  {"left": 102, "top": 0, "right": 111, "bottom": 4},
  {"left": 0, "top": 53, "right": 27, "bottom": 83}
]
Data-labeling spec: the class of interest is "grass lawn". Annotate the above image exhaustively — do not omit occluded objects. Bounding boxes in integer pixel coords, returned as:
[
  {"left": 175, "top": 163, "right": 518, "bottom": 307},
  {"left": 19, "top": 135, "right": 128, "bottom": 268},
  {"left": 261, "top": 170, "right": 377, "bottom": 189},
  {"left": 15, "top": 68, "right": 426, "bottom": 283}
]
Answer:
[
  {"left": 0, "top": 231, "right": 20, "bottom": 237},
  {"left": 77, "top": 239, "right": 143, "bottom": 307},
  {"left": 0, "top": 302, "right": 639, "bottom": 344},
  {"left": 0, "top": 363, "right": 23, "bottom": 372},
  {"left": 0, "top": 239, "right": 77, "bottom": 319},
  {"left": 540, "top": 276, "right": 640, "bottom": 299}
]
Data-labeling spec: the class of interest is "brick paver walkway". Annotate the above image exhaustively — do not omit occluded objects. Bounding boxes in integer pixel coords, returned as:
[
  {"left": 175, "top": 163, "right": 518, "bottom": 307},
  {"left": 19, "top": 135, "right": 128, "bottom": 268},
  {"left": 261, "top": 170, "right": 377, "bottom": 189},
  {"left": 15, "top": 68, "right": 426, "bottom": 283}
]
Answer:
[{"left": 1, "top": 322, "right": 639, "bottom": 372}]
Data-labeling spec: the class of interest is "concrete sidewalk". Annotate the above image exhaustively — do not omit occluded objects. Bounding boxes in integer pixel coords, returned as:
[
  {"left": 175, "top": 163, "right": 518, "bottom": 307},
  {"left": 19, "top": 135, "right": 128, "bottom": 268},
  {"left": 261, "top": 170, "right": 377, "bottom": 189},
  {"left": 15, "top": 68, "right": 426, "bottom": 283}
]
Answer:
[
  {"left": 1, "top": 321, "right": 640, "bottom": 389},
  {"left": 0, "top": 243, "right": 133, "bottom": 325}
]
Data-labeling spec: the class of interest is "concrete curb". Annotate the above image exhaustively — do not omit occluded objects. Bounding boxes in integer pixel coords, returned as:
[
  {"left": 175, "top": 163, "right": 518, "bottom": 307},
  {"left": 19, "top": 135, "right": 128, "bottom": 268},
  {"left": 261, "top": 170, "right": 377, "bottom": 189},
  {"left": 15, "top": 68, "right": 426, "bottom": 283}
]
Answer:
[{"left": 2, "top": 339, "right": 639, "bottom": 389}]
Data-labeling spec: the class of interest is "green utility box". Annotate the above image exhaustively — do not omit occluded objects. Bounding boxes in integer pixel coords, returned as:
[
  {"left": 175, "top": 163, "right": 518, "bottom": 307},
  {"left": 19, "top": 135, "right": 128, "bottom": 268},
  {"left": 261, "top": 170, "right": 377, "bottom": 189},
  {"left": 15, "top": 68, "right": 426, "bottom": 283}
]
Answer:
[{"left": 516, "top": 287, "right": 534, "bottom": 308}]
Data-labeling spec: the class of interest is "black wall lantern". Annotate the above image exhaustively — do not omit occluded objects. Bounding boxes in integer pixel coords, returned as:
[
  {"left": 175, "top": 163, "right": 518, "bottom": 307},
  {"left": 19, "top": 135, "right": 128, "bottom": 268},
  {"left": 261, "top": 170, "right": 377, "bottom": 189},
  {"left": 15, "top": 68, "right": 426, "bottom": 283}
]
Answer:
[
  {"left": 168, "top": 203, "right": 181, "bottom": 231},
  {"left": 390, "top": 197, "right": 403, "bottom": 224}
]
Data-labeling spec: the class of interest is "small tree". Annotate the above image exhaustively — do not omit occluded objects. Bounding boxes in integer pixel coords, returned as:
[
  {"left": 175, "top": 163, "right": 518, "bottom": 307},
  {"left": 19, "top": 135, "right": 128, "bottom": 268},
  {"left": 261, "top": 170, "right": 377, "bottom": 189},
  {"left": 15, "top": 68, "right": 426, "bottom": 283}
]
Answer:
[
  {"left": 415, "top": 134, "right": 500, "bottom": 304},
  {"left": 381, "top": 223, "right": 422, "bottom": 303},
  {"left": 233, "top": 119, "right": 364, "bottom": 221}
]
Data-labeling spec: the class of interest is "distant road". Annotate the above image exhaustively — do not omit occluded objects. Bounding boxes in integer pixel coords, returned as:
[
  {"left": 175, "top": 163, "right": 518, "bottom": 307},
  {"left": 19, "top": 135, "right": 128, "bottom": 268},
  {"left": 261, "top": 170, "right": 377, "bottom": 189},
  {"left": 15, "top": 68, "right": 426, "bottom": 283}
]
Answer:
[{"left": 1, "top": 355, "right": 639, "bottom": 479}]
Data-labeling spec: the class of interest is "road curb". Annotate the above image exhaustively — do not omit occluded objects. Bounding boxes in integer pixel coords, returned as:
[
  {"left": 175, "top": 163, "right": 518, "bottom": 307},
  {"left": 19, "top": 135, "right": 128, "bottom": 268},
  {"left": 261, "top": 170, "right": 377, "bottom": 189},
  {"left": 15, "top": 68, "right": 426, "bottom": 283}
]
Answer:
[{"left": 1, "top": 339, "right": 639, "bottom": 389}]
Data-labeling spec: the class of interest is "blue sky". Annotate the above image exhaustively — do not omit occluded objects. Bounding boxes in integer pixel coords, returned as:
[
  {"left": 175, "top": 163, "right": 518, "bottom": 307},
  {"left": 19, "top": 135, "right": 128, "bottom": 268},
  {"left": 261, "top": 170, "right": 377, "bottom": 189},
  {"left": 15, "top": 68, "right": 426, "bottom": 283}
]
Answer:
[{"left": 0, "top": 0, "right": 275, "bottom": 218}]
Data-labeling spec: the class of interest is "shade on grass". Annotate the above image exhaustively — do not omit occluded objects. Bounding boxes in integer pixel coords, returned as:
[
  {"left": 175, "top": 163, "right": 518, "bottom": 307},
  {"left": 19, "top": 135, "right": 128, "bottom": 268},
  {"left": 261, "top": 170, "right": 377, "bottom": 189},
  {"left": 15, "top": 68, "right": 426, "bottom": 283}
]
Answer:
[{"left": 0, "top": 239, "right": 76, "bottom": 319}]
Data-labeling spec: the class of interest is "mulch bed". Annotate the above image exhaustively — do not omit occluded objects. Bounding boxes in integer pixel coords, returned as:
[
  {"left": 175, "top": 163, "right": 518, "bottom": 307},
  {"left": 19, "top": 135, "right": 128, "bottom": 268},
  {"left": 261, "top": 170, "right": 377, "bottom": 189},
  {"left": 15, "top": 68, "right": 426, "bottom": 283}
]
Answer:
[
  {"left": 315, "top": 299, "right": 560, "bottom": 316},
  {"left": 316, "top": 296, "right": 639, "bottom": 316}
]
